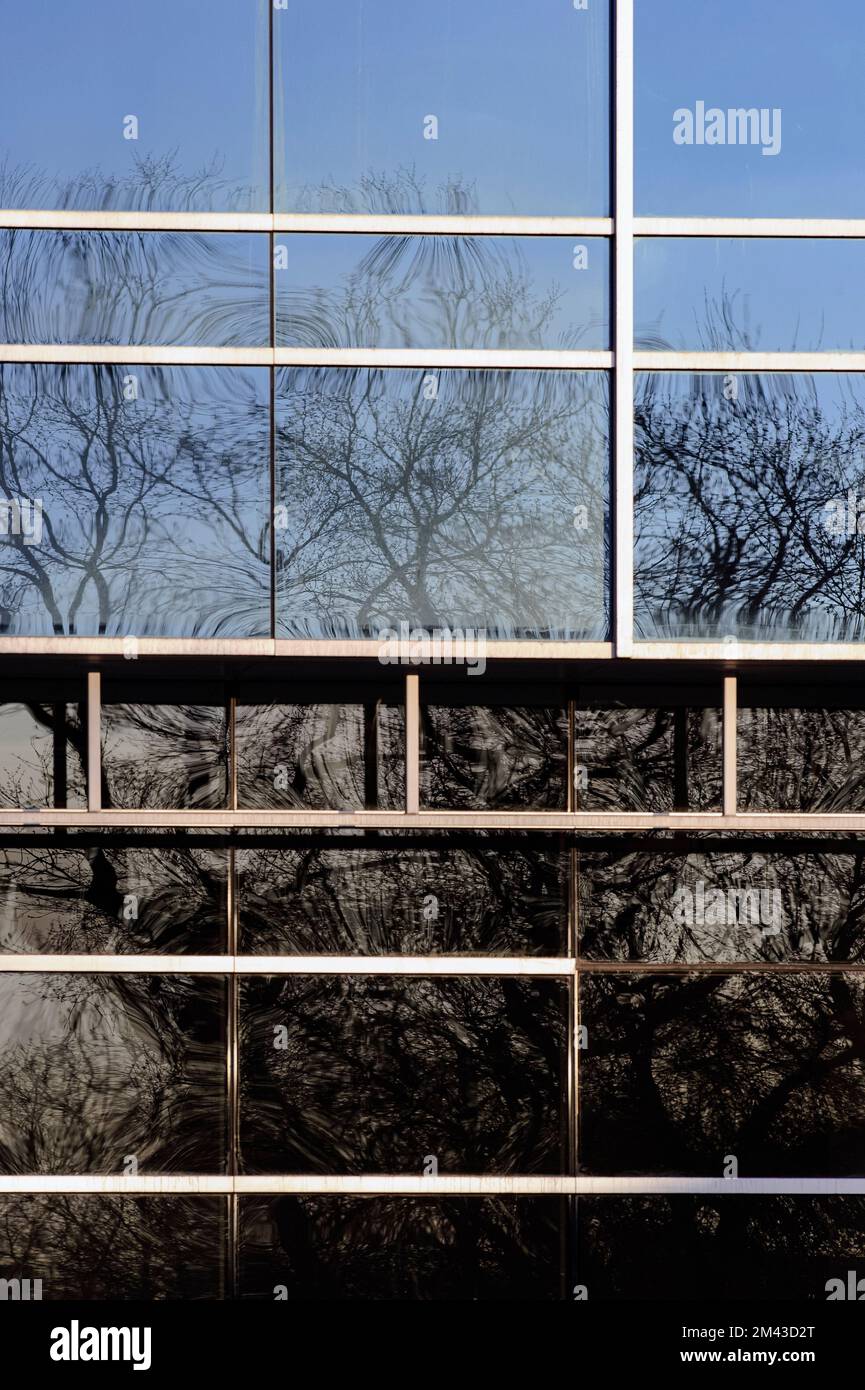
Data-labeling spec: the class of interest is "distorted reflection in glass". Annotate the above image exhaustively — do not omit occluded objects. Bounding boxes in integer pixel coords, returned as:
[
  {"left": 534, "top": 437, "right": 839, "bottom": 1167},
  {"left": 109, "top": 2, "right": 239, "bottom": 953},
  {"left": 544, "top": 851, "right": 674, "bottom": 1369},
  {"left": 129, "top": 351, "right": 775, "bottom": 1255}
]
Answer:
[
  {"left": 235, "top": 702, "right": 404, "bottom": 810},
  {"left": 635, "top": 373, "right": 865, "bottom": 641},
  {"left": 636, "top": 0, "right": 865, "bottom": 215},
  {"left": 738, "top": 701, "right": 865, "bottom": 811},
  {"left": 275, "top": 0, "right": 609, "bottom": 215},
  {"left": 276, "top": 235, "right": 609, "bottom": 349},
  {"left": 101, "top": 695, "right": 228, "bottom": 810},
  {"left": 276, "top": 369, "right": 610, "bottom": 639},
  {"left": 240, "top": 976, "right": 569, "bottom": 1174},
  {"left": 236, "top": 840, "right": 568, "bottom": 955},
  {"left": 0, "top": 1195, "right": 226, "bottom": 1300},
  {"left": 0, "top": 365, "right": 269, "bottom": 637},
  {"left": 0, "top": 0, "right": 268, "bottom": 212},
  {"left": 0, "top": 974, "right": 227, "bottom": 1173},
  {"left": 0, "top": 231, "right": 269, "bottom": 346},
  {"left": 240, "top": 1195, "right": 568, "bottom": 1300},
  {"left": 580, "top": 972, "right": 865, "bottom": 1175},
  {"left": 0, "top": 844, "right": 227, "bottom": 954},
  {"left": 421, "top": 705, "right": 568, "bottom": 810},
  {"left": 577, "top": 843, "right": 865, "bottom": 963},
  {"left": 637, "top": 239, "right": 865, "bottom": 353},
  {"left": 0, "top": 690, "right": 85, "bottom": 809},
  {"left": 578, "top": 1196, "right": 865, "bottom": 1301},
  {"left": 574, "top": 697, "right": 721, "bottom": 811}
]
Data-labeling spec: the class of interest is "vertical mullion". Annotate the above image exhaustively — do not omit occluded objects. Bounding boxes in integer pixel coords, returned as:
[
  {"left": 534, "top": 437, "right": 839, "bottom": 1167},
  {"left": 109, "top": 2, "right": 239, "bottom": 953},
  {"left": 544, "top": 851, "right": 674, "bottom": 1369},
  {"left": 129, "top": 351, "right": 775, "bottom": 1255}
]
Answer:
[
  {"left": 405, "top": 672, "right": 420, "bottom": 813},
  {"left": 613, "top": 0, "right": 634, "bottom": 657},
  {"left": 86, "top": 670, "right": 101, "bottom": 812},
  {"left": 723, "top": 674, "right": 737, "bottom": 816}
]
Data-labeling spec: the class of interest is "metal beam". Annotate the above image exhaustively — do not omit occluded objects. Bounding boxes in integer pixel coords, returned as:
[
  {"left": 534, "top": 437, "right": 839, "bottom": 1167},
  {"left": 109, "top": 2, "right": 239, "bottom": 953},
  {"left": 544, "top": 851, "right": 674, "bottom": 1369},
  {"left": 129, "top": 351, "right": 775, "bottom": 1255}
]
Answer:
[
  {"left": 0, "top": 1175, "right": 861, "bottom": 1195},
  {"left": 613, "top": 0, "right": 634, "bottom": 658},
  {"left": 2, "top": 808, "right": 865, "bottom": 829}
]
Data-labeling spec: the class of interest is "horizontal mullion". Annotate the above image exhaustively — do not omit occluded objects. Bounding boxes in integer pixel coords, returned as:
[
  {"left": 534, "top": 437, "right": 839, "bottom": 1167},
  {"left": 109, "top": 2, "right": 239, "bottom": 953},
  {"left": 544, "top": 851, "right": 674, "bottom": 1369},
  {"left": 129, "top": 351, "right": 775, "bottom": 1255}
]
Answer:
[
  {"left": 0, "top": 210, "right": 614, "bottom": 236},
  {"left": 0, "top": 1175, "right": 861, "bottom": 1195},
  {"left": 0, "top": 955, "right": 575, "bottom": 976},
  {"left": 4, "top": 810, "right": 865, "bottom": 830},
  {"left": 635, "top": 350, "right": 865, "bottom": 372},
  {"left": 633, "top": 640, "right": 865, "bottom": 661},
  {"left": 636, "top": 216, "right": 865, "bottom": 238},
  {"left": 0, "top": 638, "right": 614, "bottom": 659},
  {"left": 0, "top": 345, "right": 612, "bottom": 369}
]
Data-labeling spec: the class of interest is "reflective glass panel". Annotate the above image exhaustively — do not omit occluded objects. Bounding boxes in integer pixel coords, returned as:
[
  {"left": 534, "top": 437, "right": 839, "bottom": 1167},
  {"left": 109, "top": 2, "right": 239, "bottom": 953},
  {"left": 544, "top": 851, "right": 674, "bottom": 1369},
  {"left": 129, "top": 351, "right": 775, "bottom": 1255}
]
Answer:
[
  {"left": 0, "top": 0, "right": 268, "bottom": 212},
  {"left": 0, "top": 365, "right": 270, "bottom": 638},
  {"left": 275, "top": 0, "right": 609, "bottom": 215},
  {"left": 276, "top": 368, "right": 610, "bottom": 640}
]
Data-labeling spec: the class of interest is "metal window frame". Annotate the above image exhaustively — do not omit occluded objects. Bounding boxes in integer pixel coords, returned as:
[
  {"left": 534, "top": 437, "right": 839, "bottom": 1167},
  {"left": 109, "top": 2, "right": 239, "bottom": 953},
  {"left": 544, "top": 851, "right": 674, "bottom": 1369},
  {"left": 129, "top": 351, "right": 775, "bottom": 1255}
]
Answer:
[{"left": 0, "top": 0, "right": 862, "bottom": 1218}]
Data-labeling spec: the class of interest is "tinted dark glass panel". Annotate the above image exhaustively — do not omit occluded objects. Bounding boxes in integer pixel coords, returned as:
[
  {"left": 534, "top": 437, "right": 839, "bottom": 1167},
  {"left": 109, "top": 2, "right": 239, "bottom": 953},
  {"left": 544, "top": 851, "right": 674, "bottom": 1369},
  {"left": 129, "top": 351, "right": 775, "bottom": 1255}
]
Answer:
[
  {"left": 236, "top": 842, "right": 568, "bottom": 955},
  {"left": 577, "top": 1196, "right": 865, "bottom": 1301},
  {"left": 0, "top": 690, "right": 85, "bottom": 808},
  {"left": 240, "top": 976, "right": 569, "bottom": 1174},
  {"left": 102, "top": 697, "right": 228, "bottom": 809},
  {"left": 0, "top": 364, "right": 269, "bottom": 638},
  {"left": 0, "top": 974, "right": 226, "bottom": 1173},
  {"left": 421, "top": 705, "right": 568, "bottom": 810},
  {"left": 275, "top": 0, "right": 609, "bottom": 215},
  {"left": 0, "top": 1195, "right": 226, "bottom": 1300},
  {"left": 276, "top": 235, "right": 609, "bottom": 349},
  {"left": 235, "top": 702, "right": 404, "bottom": 810},
  {"left": 276, "top": 368, "right": 609, "bottom": 640},
  {"left": 637, "top": 239, "right": 865, "bottom": 352},
  {"left": 0, "top": 0, "right": 267, "bottom": 212},
  {"left": 636, "top": 0, "right": 862, "bottom": 215},
  {"left": 577, "top": 845, "right": 865, "bottom": 963},
  {"left": 635, "top": 373, "right": 865, "bottom": 641},
  {"left": 739, "top": 703, "right": 865, "bottom": 811},
  {"left": 574, "top": 696, "right": 721, "bottom": 811},
  {"left": 580, "top": 973, "right": 865, "bottom": 1176},
  {"left": 240, "top": 1196, "right": 568, "bottom": 1300},
  {"left": 0, "top": 844, "right": 227, "bottom": 954},
  {"left": 0, "top": 231, "right": 269, "bottom": 346}
]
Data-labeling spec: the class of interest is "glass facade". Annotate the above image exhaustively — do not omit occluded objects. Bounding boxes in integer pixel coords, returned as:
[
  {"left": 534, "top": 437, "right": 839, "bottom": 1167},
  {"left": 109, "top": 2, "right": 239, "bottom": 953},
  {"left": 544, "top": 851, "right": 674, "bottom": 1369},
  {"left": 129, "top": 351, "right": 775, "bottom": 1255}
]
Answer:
[{"left": 0, "top": 0, "right": 864, "bottom": 1314}]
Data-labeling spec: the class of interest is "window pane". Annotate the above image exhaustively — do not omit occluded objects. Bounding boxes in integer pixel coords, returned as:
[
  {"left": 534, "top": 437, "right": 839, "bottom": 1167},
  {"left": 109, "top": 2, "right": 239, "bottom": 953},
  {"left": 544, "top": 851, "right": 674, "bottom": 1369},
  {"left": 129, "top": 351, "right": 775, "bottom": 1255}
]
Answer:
[
  {"left": 636, "top": 0, "right": 863, "bottom": 215},
  {"left": 577, "top": 1196, "right": 865, "bottom": 1301},
  {"left": 240, "top": 976, "right": 569, "bottom": 1174},
  {"left": 574, "top": 688, "right": 721, "bottom": 811},
  {"left": 739, "top": 696, "right": 865, "bottom": 811},
  {"left": 637, "top": 239, "right": 865, "bottom": 353},
  {"left": 580, "top": 973, "right": 865, "bottom": 1175},
  {"left": 235, "top": 700, "right": 404, "bottom": 811},
  {"left": 102, "top": 692, "right": 228, "bottom": 810},
  {"left": 0, "top": 365, "right": 269, "bottom": 638},
  {"left": 276, "top": 235, "right": 609, "bottom": 349},
  {"left": 635, "top": 372, "right": 865, "bottom": 642},
  {"left": 421, "top": 704, "right": 568, "bottom": 810},
  {"left": 236, "top": 840, "right": 568, "bottom": 955},
  {"left": 577, "top": 843, "right": 865, "bottom": 963},
  {"left": 0, "top": 231, "right": 269, "bottom": 346},
  {"left": 276, "top": 368, "right": 610, "bottom": 640},
  {"left": 0, "top": 974, "right": 227, "bottom": 1173},
  {"left": 0, "top": 1195, "right": 226, "bottom": 1300},
  {"left": 275, "top": 0, "right": 609, "bottom": 215},
  {"left": 0, "top": 686, "right": 85, "bottom": 809},
  {"left": 240, "top": 1196, "right": 569, "bottom": 1300},
  {"left": 0, "top": 844, "right": 227, "bottom": 954},
  {"left": 0, "top": 0, "right": 268, "bottom": 212}
]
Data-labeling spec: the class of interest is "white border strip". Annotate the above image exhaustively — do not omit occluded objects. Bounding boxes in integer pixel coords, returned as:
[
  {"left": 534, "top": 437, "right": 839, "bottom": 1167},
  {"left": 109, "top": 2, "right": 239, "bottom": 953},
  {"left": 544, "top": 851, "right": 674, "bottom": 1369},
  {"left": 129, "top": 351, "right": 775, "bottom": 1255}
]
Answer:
[
  {"left": 635, "top": 351, "right": 865, "bottom": 372},
  {"left": 613, "top": 0, "right": 634, "bottom": 657},
  {"left": 0, "top": 210, "right": 613, "bottom": 236},
  {"left": 0, "top": 955, "right": 575, "bottom": 976},
  {"left": 0, "top": 1175, "right": 861, "bottom": 1195},
  {"left": 635, "top": 217, "right": 865, "bottom": 238},
  {"left": 5, "top": 809, "right": 865, "bottom": 829},
  {"left": 0, "top": 345, "right": 613, "bottom": 369}
]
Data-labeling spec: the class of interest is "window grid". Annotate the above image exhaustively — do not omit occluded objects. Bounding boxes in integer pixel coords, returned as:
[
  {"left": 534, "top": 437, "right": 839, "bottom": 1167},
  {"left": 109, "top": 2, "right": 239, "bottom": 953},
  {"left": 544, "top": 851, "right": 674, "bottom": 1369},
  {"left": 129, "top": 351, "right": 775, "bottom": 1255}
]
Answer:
[{"left": 0, "top": 0, "right": 861, "bottom": 1225}]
